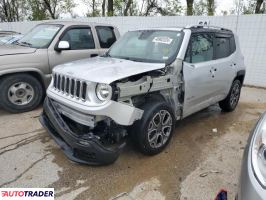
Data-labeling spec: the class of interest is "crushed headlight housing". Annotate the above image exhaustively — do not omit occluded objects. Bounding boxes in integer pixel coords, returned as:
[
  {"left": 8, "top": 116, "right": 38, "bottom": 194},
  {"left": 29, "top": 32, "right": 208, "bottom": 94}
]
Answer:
[
  {"left": 96, "top": 83, "right": 112, "bottom": 102},
  {"left": 251, "top": 113, "right": 266, "bottom": 187}
]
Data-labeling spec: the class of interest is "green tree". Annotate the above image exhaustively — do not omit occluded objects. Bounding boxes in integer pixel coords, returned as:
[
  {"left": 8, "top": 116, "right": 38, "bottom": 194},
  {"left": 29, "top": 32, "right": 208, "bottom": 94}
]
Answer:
[
  {"left": 124, "top": 0, "right": 133, "bottom": 16},
  {"left": 186, "top": 0, "right": 194, "bottom": 15},
  {"left": 243, "top": 0, "right": 256, "bottom": 14},
  {"left": 164, "top": 0, "right": 182, "bottom": 16},
  {"left": 255, "top": 0, "right": 264, "bottom": 13},
  {"left": 142, "top": 0, "right": 182, "bottom": 16},
  {"left": 193, "top": 0, "right": 207, "bottom": 15},
  {"left": 102, "top": 0, "right": 106, "bottom": 16},
  {"left": 207, "top": 0, "right": 215, "bottom": 15},
  {"left": 27, "top": 0, "right": 48, "bottom": 20},
  {"left": 43, "top": 0, "right": 76, "bottom": 19},
  {"left": 83, "top": 0, "right": 101, "bottom": 17},
  {"left": 107, "top": 0, "right": 114, "bottom": 16},
  {"left": 0, "top": 0, "right": 28, "bottom": 22}
]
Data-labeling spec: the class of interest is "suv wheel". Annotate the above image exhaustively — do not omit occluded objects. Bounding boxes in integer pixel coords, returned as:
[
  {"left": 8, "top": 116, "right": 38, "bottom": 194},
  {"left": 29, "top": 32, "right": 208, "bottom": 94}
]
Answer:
[
  {"left": 219, "top": 79, "right": 242, "bottom": 112},
  {"left": 134, "top": 101, "right": 175, "bottom": 155},
  {"left": 0, "top": 74, "right": 44, "bottom": 113}
]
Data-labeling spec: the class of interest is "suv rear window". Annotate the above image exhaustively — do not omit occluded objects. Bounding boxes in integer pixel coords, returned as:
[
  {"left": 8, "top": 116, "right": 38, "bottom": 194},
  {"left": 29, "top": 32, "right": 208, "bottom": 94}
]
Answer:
[{"left": 96, "top": 26, "right": 116, "bottom": 48}]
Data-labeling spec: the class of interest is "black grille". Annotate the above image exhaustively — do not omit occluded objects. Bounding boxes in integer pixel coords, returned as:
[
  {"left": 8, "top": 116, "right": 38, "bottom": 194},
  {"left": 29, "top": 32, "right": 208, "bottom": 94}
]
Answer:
[{"left": 53, "top": 73, "right": 87, "bottom": 101}]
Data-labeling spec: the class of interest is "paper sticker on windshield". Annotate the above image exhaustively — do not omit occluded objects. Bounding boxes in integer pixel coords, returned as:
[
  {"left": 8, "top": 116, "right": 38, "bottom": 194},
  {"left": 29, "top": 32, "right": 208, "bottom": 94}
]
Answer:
[{"left": 152, "top": 37, "right": 173, "bottom": 44}]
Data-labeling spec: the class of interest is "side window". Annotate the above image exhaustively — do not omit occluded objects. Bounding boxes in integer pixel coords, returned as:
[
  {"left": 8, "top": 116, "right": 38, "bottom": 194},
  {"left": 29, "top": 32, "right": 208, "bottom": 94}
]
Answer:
[
  {"left": 230, "top": 35, "right": 236, "bottom": 54},
  {"left": 215, "top": 37, "right": 230, "bottom": 59},
  {"left": 190, "top": 33, "right": 214, "bottom": 63},
  {"left": 184, "top": 42, "right": 191, "bottom": 62},
  {"left": 96, "top": 26, "right": 116, "bottom": 48},
  {"left": 61, "top": 27, "right": 95, "bottom": 50}
]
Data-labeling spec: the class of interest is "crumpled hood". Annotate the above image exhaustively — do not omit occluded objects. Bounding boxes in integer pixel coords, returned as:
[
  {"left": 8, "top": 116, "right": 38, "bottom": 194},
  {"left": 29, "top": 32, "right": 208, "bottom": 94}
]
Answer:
[
  {"left": 53, "top": 57, "right": 165, "bottom": 84},
  {"left": 0, "top": 44, "right": 37, "bottom": 56}
]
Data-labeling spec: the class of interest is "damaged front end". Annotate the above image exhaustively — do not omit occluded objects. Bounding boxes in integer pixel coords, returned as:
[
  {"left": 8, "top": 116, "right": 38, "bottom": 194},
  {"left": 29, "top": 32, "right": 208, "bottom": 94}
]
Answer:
[{"left": 40, "top": 97, "right": 126, "bottom": 165}]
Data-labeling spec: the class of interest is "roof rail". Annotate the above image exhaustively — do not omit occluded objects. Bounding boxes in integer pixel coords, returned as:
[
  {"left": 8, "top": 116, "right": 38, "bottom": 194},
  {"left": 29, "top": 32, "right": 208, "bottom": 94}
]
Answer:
[{"left": 185, "top": 24, "right": 232, "bottom": 32}]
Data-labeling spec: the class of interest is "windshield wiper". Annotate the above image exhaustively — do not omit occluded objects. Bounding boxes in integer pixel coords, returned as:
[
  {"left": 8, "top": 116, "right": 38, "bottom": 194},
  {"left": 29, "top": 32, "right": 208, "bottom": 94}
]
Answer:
[
  {"left": 119, "top": 57, "right": 144, "bottom": 62},
  {"left": 13, "top": 41, "right": 32, "bottom": 47},
  {"left": 20, "top": 41, "right": 32, "bottom": 47},
  {"left": 101, "top": 52, "right": 111, "bottom": 58}
]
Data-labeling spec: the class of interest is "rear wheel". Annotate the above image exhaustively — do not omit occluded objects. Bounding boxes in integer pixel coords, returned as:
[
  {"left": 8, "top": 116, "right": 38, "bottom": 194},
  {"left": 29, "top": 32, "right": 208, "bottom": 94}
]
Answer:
[
  {"left": 133, "top": 101, "right": 175, "bottom": 155},
  {"left": 219, "top": 79, "right": 242, "bottom": 112},
  {"left": 0, "top": 74, "right": 44, "bottom": 113}
]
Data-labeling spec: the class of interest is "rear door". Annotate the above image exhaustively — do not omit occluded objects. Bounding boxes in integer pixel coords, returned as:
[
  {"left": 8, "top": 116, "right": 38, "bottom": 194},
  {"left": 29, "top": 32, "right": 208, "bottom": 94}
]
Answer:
[
  {"left": 48, "top": 25, "right": 100, "bottom": 69},
  {"left": 95, "top": 26, "right": 117, "bottom": 55},
  {"left": 183, "top": 32, "right": 217, "bottom": 117},
  {"left": 212, "top": 33, "right": 237, "bottom": 99}
]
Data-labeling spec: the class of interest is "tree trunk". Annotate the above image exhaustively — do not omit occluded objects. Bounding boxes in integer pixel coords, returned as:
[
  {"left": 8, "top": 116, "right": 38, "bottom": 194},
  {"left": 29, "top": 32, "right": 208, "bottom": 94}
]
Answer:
[
  {"left": 43, "top": 0, "right": 56, "bottom": 19},
  {"left": 107, "top": 0, "right": 113, "bottom": 16},
  {"left": 102, "top": 0, "right": 106, "bottom": 16},
  {"left": 124, "top": 0, "right": 132, "bottom": 16},
  {"left": 207, "top": 0, "right": 214, "bottom": 15},
  {"left": 186, "top": 0, "right": 193, "bottom": 15},
  {"left": 92, "top": 0, "right": 95, "bottom": 16},
  {"left": 255, "top": 0, "right": 263, "bottom": 13}
]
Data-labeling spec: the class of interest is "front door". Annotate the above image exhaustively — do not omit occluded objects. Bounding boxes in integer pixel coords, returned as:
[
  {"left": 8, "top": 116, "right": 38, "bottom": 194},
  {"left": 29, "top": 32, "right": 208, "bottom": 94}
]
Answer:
[
  {"left": 183, "top": 32, "right": 217, "bottom": 118},
  {"left": 48, "top": 26, "right": 100, "bottom": 69}
]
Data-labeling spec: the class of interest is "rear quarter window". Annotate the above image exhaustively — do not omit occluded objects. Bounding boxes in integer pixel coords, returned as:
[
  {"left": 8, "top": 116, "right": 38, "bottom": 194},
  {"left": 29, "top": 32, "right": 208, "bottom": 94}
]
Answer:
[
  {"left": 215, "top": 37, "right": 230, "bottom": 59},
  {"left": 230, "top": 35, "right": 236, "bottom": 54}
]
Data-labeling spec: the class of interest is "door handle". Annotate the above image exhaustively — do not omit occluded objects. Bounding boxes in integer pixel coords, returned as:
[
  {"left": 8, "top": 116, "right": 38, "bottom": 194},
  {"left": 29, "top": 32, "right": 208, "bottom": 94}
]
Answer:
[
  {"left": 189, "top": 64, "right": 195, "bottom": 69},
  {"left": 90, "top": 54, "right": 98, "bottom": 57}
]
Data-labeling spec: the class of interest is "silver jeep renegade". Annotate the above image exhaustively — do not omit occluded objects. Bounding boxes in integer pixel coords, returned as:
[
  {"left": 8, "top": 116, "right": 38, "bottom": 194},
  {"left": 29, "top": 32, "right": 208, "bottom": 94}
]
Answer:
[{"left": 40, "top": 25, "right": 246, "bottom": 165}]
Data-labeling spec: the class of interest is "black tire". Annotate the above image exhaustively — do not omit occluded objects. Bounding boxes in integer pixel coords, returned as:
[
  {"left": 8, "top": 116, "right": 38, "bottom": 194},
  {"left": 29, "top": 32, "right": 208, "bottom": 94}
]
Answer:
[
  {"left": 219, "top": 79, "right": 242, "bottom": 112},
  {"left": 0, "top": 74, "right": 44, "bottom": 113},
  {"left": 133, "top": 101, "right": 175, "bottom": 155}
]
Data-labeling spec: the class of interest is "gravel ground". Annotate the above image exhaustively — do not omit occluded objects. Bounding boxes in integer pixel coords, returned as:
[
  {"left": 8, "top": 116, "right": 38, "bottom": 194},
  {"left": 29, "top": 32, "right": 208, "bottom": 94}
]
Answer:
[{"left": 0, "top": 87, "right": 265, "bottom": 200}]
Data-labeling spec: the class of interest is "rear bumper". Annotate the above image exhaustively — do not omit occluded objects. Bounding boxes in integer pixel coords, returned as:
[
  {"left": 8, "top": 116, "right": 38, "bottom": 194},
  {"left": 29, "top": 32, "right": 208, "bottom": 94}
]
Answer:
[{"left": 39, "top": 97, "right": 125, "bottom": 165}]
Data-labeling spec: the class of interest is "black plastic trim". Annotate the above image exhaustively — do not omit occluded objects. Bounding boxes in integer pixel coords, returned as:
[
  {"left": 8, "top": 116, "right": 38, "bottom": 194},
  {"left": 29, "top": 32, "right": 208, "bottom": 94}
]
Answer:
[
  {"left": 39, "top": 97, "right": 125, "bottom": 165},
  {"left": 237, "top": 70, "right": 246, "bottom": 77}
]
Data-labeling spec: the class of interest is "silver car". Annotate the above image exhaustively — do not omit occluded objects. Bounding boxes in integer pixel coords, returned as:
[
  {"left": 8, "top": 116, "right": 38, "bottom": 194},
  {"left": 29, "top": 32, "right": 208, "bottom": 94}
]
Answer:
[
  {"left": 0, "top": 21, "right": 119, "bottom": 113},
  {"left": 40, "top": 25, "right": 246, "bottom": 165},
  {"left": 237, "top": 112, "right": 266, "bottom": 200}
]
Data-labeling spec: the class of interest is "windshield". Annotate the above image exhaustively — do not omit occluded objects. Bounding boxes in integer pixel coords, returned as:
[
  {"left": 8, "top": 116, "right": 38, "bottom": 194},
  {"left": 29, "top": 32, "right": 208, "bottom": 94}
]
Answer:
[
  {"left": 18, "top": 24, "right": 62, "bottom": 48},
  {"left": 108, "top": 30, "right": 183, "bottom": 63}
]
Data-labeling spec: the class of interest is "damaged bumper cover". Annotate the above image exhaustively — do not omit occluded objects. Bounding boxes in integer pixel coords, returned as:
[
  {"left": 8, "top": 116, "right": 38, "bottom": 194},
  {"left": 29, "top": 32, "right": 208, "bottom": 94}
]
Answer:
[
  {"left": 39, "top": 97, "right": 126, "bottom": 165},
  {"left": 47, "top": 89, "right": 144, "bottom": 126}
]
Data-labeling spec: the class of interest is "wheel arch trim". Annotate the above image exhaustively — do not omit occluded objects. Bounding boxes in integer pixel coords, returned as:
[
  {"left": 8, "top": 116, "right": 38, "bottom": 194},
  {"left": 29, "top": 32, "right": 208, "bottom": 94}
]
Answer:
[{"left": 0, "top": 68, "right": 47, "bottom": 89}]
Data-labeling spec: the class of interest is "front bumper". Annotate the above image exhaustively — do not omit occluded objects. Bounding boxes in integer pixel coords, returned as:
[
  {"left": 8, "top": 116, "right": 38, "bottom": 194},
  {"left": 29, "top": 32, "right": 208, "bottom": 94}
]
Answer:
[
  {"left": 47, "top": 88, "right": 143, "bottom": 126},
  {"left": 39, "top": 97, "right": 126, "bottom": 165},
  {"left": 237, "top": 113, "right": 266, "bottom": 200}
]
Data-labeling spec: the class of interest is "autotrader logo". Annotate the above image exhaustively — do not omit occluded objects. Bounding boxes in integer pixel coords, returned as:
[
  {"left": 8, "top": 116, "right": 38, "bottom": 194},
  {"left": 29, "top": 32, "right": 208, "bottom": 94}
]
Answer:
[{"left": 0, "top": 188, "right": 54, "bottom": 199}]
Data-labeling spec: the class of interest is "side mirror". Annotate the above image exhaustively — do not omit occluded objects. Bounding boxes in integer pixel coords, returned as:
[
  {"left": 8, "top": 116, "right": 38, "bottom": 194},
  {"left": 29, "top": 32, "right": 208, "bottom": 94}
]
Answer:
[{"left": 55, "top": 41, "right": 70, "bottom": 51}]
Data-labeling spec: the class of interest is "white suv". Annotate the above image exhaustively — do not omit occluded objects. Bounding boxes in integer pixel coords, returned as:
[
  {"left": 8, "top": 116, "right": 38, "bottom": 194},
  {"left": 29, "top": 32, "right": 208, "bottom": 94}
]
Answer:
[{"left": 40, "top": 25, "right": 245, "bottom": 165}]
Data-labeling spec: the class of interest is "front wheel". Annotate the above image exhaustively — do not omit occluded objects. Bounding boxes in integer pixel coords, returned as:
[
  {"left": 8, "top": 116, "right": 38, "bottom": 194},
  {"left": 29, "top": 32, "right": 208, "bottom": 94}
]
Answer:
[
  {"left": 133, "top": 101, "right": 175, "bottom": 155},
  {"left": 219, "top": 79, "right": 242, "bottom": 112},
  {"left": 0, "top": 74, "right": 44, "bottom": 113}
]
